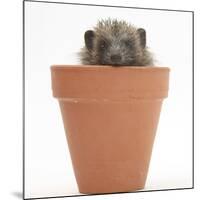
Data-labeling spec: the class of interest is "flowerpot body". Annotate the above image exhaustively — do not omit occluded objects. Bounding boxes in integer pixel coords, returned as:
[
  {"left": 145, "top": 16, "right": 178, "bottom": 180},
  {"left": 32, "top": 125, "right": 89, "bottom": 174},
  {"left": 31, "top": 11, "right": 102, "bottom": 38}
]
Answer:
[{"left": 51, "top": 65, "right": 170, "bottom": 194}]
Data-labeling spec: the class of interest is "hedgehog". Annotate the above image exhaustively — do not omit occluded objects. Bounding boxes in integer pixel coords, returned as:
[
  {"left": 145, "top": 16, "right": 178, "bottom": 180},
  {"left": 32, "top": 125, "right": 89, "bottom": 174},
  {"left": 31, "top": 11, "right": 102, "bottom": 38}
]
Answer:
[{"left": 79, "top": 19, "right": 154, "bottom": 66}]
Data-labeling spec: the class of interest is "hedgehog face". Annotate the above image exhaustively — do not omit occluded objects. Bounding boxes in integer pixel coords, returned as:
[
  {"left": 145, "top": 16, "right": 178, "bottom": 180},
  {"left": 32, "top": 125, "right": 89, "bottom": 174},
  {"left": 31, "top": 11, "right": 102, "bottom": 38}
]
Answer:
[
  {"left": 83, "top": 19, "right": 148, "bottom": 66},
  {"left": 95, "top": 34, "right": 142, "bottom": 66}
]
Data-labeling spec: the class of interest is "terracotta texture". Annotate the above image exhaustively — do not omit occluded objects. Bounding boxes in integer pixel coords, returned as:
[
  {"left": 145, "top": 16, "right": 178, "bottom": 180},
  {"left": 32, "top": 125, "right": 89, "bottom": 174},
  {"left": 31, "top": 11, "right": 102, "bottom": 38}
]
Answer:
[{"left": 51, "top": 65, "right": 170, "bottom": 194}]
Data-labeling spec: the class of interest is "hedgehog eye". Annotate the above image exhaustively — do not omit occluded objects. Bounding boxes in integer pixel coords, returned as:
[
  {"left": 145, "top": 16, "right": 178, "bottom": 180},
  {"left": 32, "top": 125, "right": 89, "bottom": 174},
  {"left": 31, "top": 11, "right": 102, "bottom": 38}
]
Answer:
[
  {"left": 99, "top": 40, "right": 107, "bottom": 49},
  {"left": 101, "top": 44, "right": 105, "bottom": 48},
  {"left": 123, "top": 40, "right": 132, "bottom": 48}
]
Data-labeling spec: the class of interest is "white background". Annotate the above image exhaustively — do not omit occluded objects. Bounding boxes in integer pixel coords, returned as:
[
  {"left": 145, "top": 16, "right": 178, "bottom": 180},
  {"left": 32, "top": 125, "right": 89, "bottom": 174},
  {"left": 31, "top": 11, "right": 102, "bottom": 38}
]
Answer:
[
  {"left": 24, "top": 1, "right": 192, "bottom": 198},
  {"left": 0, "top": 0, "right": 200, "bottom": 200}
]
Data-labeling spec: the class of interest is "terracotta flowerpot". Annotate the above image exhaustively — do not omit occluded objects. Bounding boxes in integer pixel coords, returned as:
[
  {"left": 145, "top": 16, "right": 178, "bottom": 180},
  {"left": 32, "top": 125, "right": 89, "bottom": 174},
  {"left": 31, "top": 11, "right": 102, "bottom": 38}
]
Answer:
[{"left": 51, "top": 65, "right": 170, "bottom": 194}]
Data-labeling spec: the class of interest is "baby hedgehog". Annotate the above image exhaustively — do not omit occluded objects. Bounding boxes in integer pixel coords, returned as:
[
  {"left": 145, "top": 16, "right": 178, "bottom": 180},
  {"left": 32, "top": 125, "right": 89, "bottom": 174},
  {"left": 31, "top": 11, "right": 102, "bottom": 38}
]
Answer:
[{"left": 79, "top": 19, "right": 154, "bottom": 66}]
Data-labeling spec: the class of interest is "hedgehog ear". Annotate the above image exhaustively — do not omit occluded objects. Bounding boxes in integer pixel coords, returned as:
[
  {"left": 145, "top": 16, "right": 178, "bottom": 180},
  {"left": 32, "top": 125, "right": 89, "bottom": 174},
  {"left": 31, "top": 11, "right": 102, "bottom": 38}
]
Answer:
[
  {"left": 137, "top": 28, "right": 146, "bottom": 48},
  {"left": 84, "top": 30, "right": 95, "bottom": 51}
]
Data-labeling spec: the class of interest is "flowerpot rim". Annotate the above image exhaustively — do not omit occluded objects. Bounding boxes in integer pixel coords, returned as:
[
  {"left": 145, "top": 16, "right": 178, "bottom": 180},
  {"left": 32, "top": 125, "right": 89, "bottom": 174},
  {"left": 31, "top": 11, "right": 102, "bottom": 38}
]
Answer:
[
  {"left": 51, "top": 65, "right": 170, "bottom": 72},
  {"left": 51, "top": 65, "right": 170, "bottom": 100}
]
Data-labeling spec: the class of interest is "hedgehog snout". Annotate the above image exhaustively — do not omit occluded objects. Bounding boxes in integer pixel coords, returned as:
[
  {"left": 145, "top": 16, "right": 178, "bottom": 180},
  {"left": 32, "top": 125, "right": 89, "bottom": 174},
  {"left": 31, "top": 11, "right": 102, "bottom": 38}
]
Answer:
[{"left": 110, "top": 54, "right": 122, "bottom": 63}]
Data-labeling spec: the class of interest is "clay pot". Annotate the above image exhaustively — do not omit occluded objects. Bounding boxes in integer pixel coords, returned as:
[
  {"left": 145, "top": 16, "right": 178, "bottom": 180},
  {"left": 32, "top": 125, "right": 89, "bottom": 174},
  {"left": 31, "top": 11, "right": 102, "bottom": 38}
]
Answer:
[{"left": 51, "top": 65, "right": 170, "bottom": 194}]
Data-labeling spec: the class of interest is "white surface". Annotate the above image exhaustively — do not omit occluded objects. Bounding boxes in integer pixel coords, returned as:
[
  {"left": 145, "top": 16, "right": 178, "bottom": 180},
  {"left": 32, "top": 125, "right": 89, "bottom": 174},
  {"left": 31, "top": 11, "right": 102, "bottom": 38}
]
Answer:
[
  {"left": 1, "top": 0, "right": 200, "bottom": 200},
  {"left": 24, "top": 1, "right": 193, "bottom": 198}
]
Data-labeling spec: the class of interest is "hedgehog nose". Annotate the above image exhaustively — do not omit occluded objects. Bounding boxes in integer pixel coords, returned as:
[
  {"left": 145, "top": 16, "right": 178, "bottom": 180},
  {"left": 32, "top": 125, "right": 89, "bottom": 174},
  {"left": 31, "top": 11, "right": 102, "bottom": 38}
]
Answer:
[{"left": 110, "top": 54, "right": 122, "bottom": 62}]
